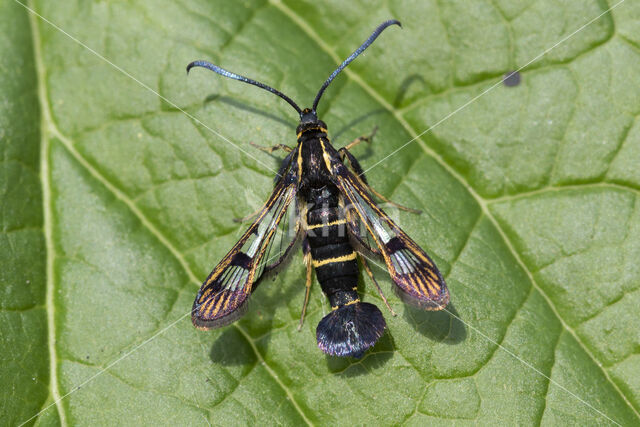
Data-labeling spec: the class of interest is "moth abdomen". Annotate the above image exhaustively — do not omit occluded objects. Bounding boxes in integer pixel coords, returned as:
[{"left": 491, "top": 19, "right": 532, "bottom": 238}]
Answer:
[
  {"left": 305, "top": 181, "right": 386, "bottom": 357},
  {"left": 316, "top": 302, "right": 386, "bottom": 358}
]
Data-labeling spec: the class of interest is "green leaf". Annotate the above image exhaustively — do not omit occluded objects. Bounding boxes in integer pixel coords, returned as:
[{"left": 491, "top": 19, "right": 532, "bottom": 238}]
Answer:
[{"left": 3, "top": 0, "right": 640, "bottom": 425}]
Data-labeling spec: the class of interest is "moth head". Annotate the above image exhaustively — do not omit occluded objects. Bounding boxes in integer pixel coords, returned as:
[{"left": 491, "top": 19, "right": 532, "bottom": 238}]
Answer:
[
  {"left": 299, "top": 108, "right": 317, "bottom": 125},
  {"left": 296, "top": 108, "right": 328, "bottom": 135}
]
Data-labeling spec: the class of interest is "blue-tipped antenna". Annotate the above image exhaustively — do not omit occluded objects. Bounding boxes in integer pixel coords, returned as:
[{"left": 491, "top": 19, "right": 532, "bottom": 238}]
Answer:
[
  {"left": 312, "top": 19, "right": 401, "bottom": 112},
  {"left": 186, "top": 60, "right": 302, "bottom": 114},
  {"left": 187, "top": 20, "right": 401, "bottom": 118}
]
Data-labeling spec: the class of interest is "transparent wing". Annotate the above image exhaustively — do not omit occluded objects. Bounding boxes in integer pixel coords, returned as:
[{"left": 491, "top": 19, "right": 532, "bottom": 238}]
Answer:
[
  {"left": 260, "top": 195, "right": 303, "bottom": 277},
  {"left": 343, "top": 200, "right": 380, "bottom": 256},
  {"left": 334, "top": 164, "right": 449, "bottom": 310},
  {"left": 192, "top": 164, "right": 299, "bottom": 329}
]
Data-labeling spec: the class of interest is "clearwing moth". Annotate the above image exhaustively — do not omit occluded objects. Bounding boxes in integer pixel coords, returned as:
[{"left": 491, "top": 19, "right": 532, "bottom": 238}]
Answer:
[{"left": 187, "top": 20, "right": 449, "bottom": 358}]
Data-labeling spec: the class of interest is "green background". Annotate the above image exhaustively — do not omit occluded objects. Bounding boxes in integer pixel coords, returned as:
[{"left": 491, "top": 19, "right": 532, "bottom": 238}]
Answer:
[{"left": 2, "top": 0, "right": 640, "bottom": 425}]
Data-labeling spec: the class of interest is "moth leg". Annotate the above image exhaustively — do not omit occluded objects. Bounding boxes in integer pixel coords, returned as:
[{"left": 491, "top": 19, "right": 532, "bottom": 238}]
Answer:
[
  {"left": 359, "top": 253, "right": 396, "bottom": 317},
  {"left": 362, "top": 181, "right": 421, "bottom": 214},
  {"left": 250, "top": 142, "right": 293, "bottom": 153},
  {"left": 298, "top": 239, "right": 313, "bottom": 331},
  {"left": 274, "top": 149, "right": 296, "bottom": 184},
  {"left": 343, "top": 125, "right": 378, "bottom": 151},
  {"left": 340, "top": 146, "right": 421, "bottom": 214},
  {"left": 338, "top": 145, "right": 370, "bottom": 185},
  {"left": 233, "top": 206, "right": 261, "bottom": 223}
]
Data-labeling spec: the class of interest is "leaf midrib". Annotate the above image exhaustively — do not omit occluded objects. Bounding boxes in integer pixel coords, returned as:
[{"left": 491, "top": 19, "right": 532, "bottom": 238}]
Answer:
[{"left": 29, "top": 1, "right": 66, "bottom": 424}]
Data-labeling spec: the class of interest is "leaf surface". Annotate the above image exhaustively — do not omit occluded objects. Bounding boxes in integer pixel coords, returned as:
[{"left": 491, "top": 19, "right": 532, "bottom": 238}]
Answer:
[{"left": 3, "top": 0, "right": 640, "bottom": 425}]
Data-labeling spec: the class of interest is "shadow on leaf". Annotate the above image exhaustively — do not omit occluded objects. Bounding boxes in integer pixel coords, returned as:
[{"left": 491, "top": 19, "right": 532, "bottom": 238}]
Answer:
[
  {"left": 393, "top": 74, "right": 426, "bottom": 107},
  {"left": 403, "top": 302, "right": 467, "bottom": 344},
  {"left": 204, "top": 94, "right": 295, "bottom": 128},
  {"left": 325, "top": 329, "right": 395, "bottom": 376},
  {"left": 209, "top": 328, "right": 257, "bottom": 366},
  {"left": 332, "top": 108, "right": 386, "bottom": 146},
  {"left": 208, "top": 264, "right": 308, "bottom": 364}
]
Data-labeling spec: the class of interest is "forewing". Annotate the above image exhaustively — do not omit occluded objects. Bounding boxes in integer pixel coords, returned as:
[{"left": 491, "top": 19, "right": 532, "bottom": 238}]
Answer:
[
  {"left": 334, "top": 165, "right": 449, "bottom": 310},
  {"left": 193, "top": 167, "right": 299, "bottom": 329},
  {"left": 343, "top": 201, "right": 380, "bottom": 256},
  {"left": 261, "top": 195, "right": 303, "bottom": 276}
]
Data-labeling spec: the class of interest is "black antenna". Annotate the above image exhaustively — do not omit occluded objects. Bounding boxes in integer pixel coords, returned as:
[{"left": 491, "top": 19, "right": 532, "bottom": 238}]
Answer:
[
  {"left": 187, "top": 60, "right": 303, "bottom": 115},
  {"left": 312, "top": 20, "right": 401, "bottom": 112}
]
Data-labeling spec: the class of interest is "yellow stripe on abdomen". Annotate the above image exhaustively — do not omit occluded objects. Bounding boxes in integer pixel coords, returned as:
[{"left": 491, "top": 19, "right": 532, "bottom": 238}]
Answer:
[
  {"left": 307, "top": 219, "right": 347, "bottom": 229},
  {"left": 312, "top": 251, "right": 357, "bottom": 268}
]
